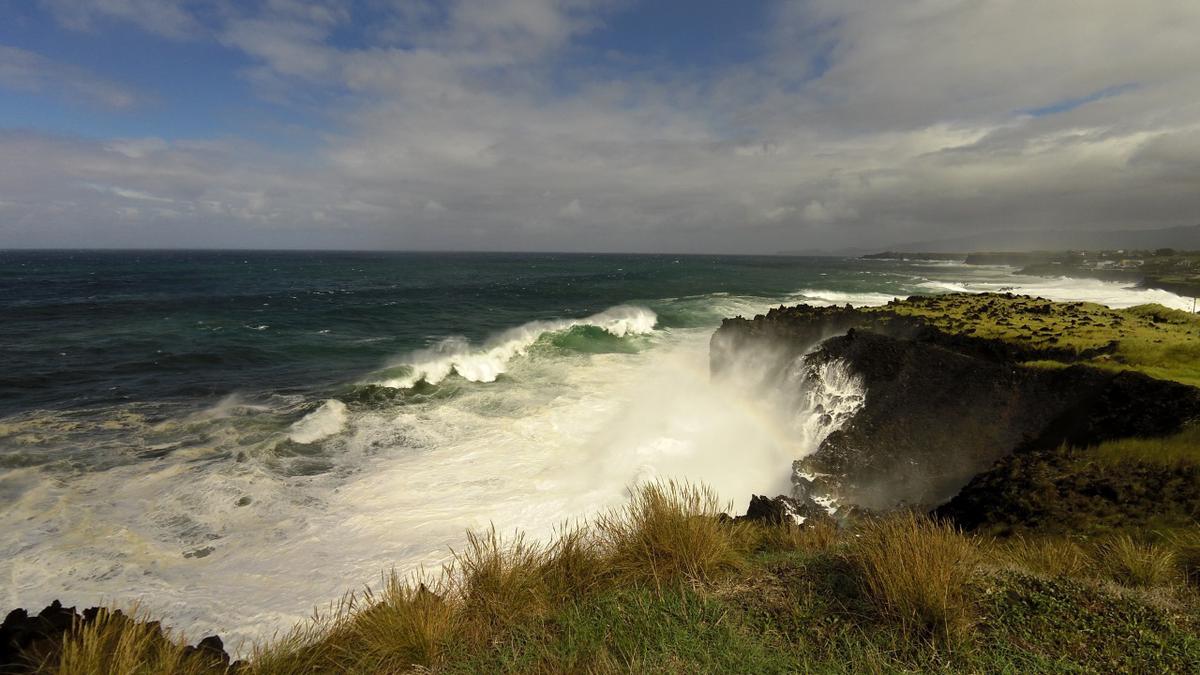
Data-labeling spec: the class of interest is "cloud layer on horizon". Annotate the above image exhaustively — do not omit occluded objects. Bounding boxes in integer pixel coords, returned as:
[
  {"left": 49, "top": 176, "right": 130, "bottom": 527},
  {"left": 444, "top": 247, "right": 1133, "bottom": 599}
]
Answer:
[{"left": 2, "top": 0, "right": 1199, "bottom": 252}]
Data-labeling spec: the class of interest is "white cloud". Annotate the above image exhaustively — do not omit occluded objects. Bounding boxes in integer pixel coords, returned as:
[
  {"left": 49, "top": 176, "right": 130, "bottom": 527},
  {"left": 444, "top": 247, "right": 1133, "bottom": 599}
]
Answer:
[
  {"left": 0, "top": 46, "right": 144, "bottom": 109},
  {"left": 38, "top": 0, "right": 204, "bottom": 39}
]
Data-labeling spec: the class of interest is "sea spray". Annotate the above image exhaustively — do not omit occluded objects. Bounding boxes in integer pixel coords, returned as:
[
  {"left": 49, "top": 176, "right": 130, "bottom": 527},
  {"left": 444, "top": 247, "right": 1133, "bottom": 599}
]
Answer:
[
  {"left": 289, "top": 399, "right": 348, "bottom": 444},
  {"left": 785, "top": 355, "right": 865, "bottom": 454}
]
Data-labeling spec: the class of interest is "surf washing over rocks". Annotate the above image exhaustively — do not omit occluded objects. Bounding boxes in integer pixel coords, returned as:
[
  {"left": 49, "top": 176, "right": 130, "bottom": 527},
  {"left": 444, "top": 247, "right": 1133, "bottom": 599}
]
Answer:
[{"left": 0, "top": 251, "right": 1193, "bottom": 653}]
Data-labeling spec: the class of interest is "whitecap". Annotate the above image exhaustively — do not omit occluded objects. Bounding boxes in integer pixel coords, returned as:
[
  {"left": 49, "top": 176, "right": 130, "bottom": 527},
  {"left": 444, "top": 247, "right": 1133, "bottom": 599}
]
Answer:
[
  {"left": 374, "top": 305, "right": 658, "bottom": 389},
  {"left": 288, "top": 400, "right": 348, "bottom": 444}
]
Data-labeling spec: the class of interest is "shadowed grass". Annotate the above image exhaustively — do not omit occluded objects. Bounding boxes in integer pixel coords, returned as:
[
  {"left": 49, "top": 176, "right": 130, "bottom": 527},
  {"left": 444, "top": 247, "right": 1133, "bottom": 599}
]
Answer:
[
  {"left": 1088, "top": 424, "right": 1200, "bottom": 467},
  {"left": 1167, "top": 528, "right": 1200, "bottom": 586},
  {"left": 999, "top": 535, "right": 1092, "bottom": 578}
]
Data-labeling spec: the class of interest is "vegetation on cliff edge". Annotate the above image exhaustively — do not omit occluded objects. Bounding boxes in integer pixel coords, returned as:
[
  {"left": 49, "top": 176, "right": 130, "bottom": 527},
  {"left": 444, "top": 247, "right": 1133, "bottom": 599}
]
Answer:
[{"left": 874, "top": 293, "right": 1200, "bottom": 386}]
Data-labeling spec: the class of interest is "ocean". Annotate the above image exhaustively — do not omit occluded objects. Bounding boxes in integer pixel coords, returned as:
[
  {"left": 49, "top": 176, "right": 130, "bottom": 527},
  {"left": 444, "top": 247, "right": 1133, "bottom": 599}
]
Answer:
[{"left": 0, "top": 250, "right": 1191, "bottom": 649}]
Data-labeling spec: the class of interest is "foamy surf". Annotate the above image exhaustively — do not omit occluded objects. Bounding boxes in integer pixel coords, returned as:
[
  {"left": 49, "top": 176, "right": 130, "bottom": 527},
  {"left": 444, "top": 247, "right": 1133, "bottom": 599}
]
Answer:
[{"left": 289, "top": 399, "right": 348, "bottom": 444}]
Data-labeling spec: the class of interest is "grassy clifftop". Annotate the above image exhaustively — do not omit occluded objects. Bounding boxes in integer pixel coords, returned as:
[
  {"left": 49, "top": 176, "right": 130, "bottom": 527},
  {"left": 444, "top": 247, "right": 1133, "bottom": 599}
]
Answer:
[{"left": 871, "top": 293, "right": 1200, "bottom": 386}]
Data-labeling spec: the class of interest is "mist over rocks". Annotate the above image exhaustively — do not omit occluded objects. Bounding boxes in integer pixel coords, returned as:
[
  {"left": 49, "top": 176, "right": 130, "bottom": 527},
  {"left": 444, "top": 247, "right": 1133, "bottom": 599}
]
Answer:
[{"left": 712, "top": 293, "right": 1200, "bottom": 513}]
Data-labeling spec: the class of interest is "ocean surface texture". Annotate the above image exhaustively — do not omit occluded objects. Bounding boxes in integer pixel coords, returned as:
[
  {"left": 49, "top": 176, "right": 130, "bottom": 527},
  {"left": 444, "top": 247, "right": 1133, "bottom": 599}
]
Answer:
[{"left": 0, "top": 251, "right": 1190, "bottom": 649}]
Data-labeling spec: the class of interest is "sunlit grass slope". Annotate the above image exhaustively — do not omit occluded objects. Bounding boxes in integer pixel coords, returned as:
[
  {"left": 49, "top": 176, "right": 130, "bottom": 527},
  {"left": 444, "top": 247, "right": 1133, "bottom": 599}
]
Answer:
[{"left": 875, "top": 293, "right": 1200, "bottom": 386}]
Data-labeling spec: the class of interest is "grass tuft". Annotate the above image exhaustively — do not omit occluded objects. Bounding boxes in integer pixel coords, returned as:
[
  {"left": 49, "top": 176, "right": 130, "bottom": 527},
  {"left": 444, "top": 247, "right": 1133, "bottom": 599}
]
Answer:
[
  {"left": 1095, "top": 534, "right": 1179, "bottom": 588},
  {"left": 451, "top": 527, "right": 555, "bottom": 644},
  {"left": 846, "top": 512, "right": 980, "bottom": 645},
  {"left": 595, "top": 480, "right": 751, "bottom": 587},
  {"left": 43, "top": 606, "right": 221, "bottom": 675},
  {"left": 1166, "top": 528, "right": 1200, "bottom": 586},
  {"left": 1000, "top": 536, "right": 1092, "bottom": 578}
]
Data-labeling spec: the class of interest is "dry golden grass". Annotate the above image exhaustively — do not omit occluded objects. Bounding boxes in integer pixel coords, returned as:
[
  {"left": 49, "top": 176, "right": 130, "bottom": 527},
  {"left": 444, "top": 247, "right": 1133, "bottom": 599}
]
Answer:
[
  {"left": 1096, "top": 535, "right": 1180, "bottom": 588},
  {"left": 846, "top": 512, "right": 981, "bottom": 645},
  {"left": 1166, "top": 528, "right": 1200, "bottom": 586},
  {"left": 999, "top": 536, "right": 1092, "bottom": 578},
  {"left": 450, "top": 527, "right": 558, "bottom": 644},
  {"left": 39, "top": 606, "right": 223, "bottom": 675},
  {"left": 595, "top": 481, "right": 752, "bottom": 587}
]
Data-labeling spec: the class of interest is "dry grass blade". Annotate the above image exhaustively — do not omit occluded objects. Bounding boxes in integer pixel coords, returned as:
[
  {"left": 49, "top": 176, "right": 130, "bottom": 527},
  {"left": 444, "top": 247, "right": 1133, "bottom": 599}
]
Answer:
[
  {"left": 755, "top": 518, "right": 841, "bottom": 554},
  {"left": 1167, "top": 528, "right": 1200, "bottom": 586},
  {"left": 451, "top": 527, "right": 554, "bottom": 643}
]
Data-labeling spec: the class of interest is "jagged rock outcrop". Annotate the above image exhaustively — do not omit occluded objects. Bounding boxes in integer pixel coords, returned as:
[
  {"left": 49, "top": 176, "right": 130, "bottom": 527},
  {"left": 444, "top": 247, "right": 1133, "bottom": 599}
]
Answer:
[{"left": 736, "top": 494, "right": 834, "bottom": 527}]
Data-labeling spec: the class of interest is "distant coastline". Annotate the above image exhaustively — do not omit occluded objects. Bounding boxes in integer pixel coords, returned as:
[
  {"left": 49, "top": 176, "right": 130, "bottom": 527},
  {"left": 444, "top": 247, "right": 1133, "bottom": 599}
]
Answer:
[{"left": 862, "top": 248, "right": 1200, "bottom": 299}]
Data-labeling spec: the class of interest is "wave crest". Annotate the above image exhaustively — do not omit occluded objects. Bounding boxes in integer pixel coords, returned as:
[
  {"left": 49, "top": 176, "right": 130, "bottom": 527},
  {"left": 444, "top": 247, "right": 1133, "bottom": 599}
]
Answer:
[{"left": 375, "top": 305, "right": 657, "bottom": 389}]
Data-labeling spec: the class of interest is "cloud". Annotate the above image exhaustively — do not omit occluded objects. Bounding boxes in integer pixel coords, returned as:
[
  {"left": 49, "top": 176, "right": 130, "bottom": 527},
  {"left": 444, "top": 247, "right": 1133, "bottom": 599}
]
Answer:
[
  {"left": 0, "top": 45, "right": 144, "bottom": 109},
  {"left": 38, "top": 0, "right": 204, "bottom": 39},
  {"left": 4, "top": 1, "right": 1200, "bottom": 252}
]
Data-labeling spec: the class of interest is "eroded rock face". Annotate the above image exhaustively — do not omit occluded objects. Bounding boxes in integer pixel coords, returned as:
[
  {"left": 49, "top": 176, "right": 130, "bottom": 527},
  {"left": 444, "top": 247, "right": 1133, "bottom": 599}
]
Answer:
[{"left": 712, "top": 298, "right": 1200, "bottom": 513}]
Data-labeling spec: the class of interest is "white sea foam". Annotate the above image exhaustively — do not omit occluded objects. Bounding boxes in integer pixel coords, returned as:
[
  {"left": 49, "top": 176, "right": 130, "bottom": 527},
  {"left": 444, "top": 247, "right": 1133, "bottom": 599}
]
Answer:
[
  {"left": 791, "top": 289, "right": 900, "bottom": 307},
  {"left": 289, "top": 400, "right": 348, "bottom": 444},
  {"left": 375, "top": 304, "right": 658, "bottom": 388}
]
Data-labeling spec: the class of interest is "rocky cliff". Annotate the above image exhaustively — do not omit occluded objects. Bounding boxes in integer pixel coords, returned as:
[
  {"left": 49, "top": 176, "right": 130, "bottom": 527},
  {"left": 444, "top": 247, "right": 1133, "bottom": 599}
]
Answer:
[{"left": 711, "top": 294, "right": 1200, "bottom": 519}]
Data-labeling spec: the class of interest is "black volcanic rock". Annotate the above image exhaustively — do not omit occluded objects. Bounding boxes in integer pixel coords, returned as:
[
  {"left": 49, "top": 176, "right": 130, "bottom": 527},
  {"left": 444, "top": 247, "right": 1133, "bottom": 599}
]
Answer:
[{"left": 737, "top": 494, "right": 832, "bottom": 526}]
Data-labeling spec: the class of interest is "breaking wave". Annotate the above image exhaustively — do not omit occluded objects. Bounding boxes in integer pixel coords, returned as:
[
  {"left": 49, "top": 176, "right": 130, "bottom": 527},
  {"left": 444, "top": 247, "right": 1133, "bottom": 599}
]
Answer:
[{"left": 373, "top": 305, "right": 657, "bottom": 388}]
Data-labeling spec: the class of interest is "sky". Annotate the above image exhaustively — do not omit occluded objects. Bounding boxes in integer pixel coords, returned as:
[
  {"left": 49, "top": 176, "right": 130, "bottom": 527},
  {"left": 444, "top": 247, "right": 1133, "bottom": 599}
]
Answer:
[{"left": 0, "top": 0, "right": 1198, "bottom": 253}]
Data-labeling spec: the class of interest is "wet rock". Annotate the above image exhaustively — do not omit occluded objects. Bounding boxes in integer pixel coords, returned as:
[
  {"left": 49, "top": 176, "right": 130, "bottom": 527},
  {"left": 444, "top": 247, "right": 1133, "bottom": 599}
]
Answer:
[{"left": 737, "top": 494, "right": 834, "bottom": 527}]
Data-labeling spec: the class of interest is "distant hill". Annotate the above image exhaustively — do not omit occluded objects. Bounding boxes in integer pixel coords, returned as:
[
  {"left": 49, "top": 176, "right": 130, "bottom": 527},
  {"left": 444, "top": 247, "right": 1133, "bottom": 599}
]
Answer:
[{"left": 882, "top": 224, "right": 1200, "bottom": 254}]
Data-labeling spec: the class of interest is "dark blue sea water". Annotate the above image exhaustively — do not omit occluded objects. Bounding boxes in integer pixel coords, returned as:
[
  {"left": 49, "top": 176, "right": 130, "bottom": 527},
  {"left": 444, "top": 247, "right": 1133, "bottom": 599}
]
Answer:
[{"left": 1, "top": 250, "right": 899, "bottom": 414}]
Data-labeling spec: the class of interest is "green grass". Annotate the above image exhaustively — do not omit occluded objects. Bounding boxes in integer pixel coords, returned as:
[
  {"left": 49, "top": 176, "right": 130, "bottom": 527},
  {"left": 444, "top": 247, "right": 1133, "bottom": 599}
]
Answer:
[
  {"left": 27, "top": 482, "right": 1200, "bottom": 674},
  {"left": 873, "top": 294, "right": 1200, "bottom": 386},
  {"left": 1088, "top": 424, "right": 1200, "bottom": 467}
]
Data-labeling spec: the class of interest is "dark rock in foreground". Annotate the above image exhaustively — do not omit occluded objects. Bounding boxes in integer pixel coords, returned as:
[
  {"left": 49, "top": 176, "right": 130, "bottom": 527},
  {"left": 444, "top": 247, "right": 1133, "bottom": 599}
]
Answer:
[
  {"left": 0, "top": 600, "right": 238, "bottom": 673},
  {"left": 736, "top": 494, "right": 835, "bottom": 527}
]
